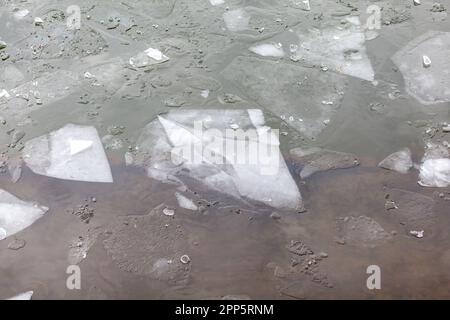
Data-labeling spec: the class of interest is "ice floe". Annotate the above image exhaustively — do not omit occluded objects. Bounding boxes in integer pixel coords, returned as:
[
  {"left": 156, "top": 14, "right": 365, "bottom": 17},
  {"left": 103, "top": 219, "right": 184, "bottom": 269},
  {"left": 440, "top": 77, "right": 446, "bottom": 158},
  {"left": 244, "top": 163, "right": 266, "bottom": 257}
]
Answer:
[
  {"left": 378, "top": 148, "right": 413, "bottom": 174},
  {"left": 0, "top": 189, "right": 48, "bottom": 241},
  {"left": 22, "top": 124, "right": 113, "bottom": 183},
  {"left": 127, "top": 109, "right": 303, "bottom": 210},
  {"left": 392, "top": 31, "right": 450, "bottom": 105}
]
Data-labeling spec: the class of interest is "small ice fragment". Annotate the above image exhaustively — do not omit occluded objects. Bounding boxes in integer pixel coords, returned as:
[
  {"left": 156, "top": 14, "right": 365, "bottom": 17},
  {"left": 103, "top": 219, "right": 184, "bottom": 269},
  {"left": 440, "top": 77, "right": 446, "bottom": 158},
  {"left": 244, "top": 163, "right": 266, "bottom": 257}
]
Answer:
[
  {"left": 145, "top": 47, "right": 166, "bottom": 61},
  {"left": 223, "top": 9, "right": 250, "bottom": 32},
  {"left": 0, "top": 89, "right": 10, "bottom": 99},
  {"left": 209, "top": 0, "right": 224, "bottom": 5},
  {"left": 175, "top": 192, "right": 198, "bottom": 211},
  {"left": 129, "top": 48, "right": 169, "bottom": 68},
  {"left": 14, "top": 9, "right": 30, "bottom": 19},
  {"left": 410, "top": 230, "right": 424, "bottom": 238},
  {"left": 249, "top": 44, "right": 285, "bottom": 58},
  {"left": 418, "top": 158, "right": 450, "bottom": 187},
  {"left": 378, "top": 148, "right": 413, "bottom": 174},
  {"left": 7, "top": 291, "right": 34, "bottom": 300},
  {"left": 34, "top": 17, "right": 43, "bottom": 26},
  {"left": 0, "top": 190, "right": 48, "bottom": 240},
  {"left": 201, "top": 90, "right": 209, "bottom": 98},
  {"left": 413, "top": 0, "right": 421, "bottom": 6},
  {"left": 22, "top": 124, "right": 113, "bottom": 183},
  {"left": 422, "top": 55, "right": 431, "bottom": 68},
  {"left": 69, "top": 139, "right": 93, "bottom": 155}
]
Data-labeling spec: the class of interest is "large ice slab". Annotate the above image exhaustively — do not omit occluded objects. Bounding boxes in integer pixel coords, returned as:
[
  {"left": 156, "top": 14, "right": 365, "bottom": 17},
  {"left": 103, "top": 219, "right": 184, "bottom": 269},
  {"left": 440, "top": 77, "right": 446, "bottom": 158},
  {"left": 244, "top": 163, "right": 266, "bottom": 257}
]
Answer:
[
  {"left": 127, "top": 109, "right": 303, "bottom": 210},
  {"left": 392, "top": 31, "right": 450, "bottom": 105},
  {"left": 22, "top": 124, "right": 113, "bottom": 183},
  {"left": 0, "top": 190, "right": 48, "bottom": 240}
]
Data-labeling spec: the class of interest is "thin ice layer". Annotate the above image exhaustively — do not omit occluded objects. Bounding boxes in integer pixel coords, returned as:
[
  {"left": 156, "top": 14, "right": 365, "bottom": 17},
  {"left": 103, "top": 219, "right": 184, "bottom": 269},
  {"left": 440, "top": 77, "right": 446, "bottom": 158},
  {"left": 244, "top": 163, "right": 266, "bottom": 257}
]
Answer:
[
  {"left": 22, "top": 124, "right": 113, "bottom": 183},
  {"left": 392, "top": 31, "right": 450, "bottom": 105},
  {"left": 0, "top": 189, "right": 48, "bottom": 240}
]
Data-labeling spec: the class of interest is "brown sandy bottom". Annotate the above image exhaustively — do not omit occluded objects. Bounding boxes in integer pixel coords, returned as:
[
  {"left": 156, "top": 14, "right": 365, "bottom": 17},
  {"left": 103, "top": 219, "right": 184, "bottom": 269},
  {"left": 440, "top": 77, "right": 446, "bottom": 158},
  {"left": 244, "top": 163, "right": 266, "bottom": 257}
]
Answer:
[{"left": 0, "top": 155, "right": 449, "bottom": 300}]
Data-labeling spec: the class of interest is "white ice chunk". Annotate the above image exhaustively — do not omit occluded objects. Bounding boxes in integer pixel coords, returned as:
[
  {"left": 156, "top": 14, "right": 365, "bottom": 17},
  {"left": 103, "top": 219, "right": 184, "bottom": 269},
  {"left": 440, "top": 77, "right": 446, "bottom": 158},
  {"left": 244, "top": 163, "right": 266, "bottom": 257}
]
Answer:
[
  {"left": 175, "top": 192, "right": 198, "bottom": 211},
  {"left": 293, "top": 18, "right": 375, "bottom": 81},
  {"left": 418, "top": 158, "right": 450, "bottom": 188},
  {"left": 0, "top": 190, "right": 48, "bottom": 240},
  {"left": 7, "top": 291, "right": 34, "bottom": 300},
  {"left": 378, "top": 148, "right": 413, "bottom": 174},
  {"left": 22, "top": 124, "right": 113, "bottom": 183},
  {"left": 14, "top": 9, "right": 30, "bottom": 20},
  {"left": 223, "top": 9, "right": 250, "bottom": 32},
  {"left": 392, "top": 31, "right": 450, "bottom": 105},
  {"left": 249, "top": 44, "right": 285, "bottom": 58}
]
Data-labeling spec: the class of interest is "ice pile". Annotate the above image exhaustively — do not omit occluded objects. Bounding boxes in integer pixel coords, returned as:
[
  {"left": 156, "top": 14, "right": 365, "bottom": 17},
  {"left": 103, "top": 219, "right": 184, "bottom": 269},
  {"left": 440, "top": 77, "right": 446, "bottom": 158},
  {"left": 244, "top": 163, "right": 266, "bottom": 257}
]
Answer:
[
  {"left": 0, "top": 190, "right": 48, "bottom": 240},
  {"left": 378, "top": 148, "right": 413, "bottom": 174},
  {"left": 22, "top": 124, "right": 113, "bottom": 183},
  {"left": 223, "top": 9, "right": 250, "bottom": 32},
  {"left": 291, "top": 17, "right": 375, "bottom": 81},
  {"left": 392, "top": 31, "right": 450, "bottom": 105},
  {"left": 126, "top": 109, "right": 303, "bottom": 210}
]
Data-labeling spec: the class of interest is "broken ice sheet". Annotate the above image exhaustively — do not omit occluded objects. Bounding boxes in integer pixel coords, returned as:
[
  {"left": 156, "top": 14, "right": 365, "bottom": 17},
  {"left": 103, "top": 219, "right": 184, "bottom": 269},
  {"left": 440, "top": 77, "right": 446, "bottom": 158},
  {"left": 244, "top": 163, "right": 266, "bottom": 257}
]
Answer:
[
  {"left": 0, "top": 189, "right": 48, "bottom": 241},
  {"left": 175, "top": 192, "right": 198, "bottom": 211},
  {"left": 418, "top": 143, "right": 450, "bottom": 188},
  {"left": 290, "top": 17, "right": 375, "bottom": 81},
  {"left": 22, "top": 124, "right": 113, "bottom": 183},
  {"left": 392, "top": 31, "right": 450, "bottom": 105},
  {"left": 222, "top": 56, "right": 347, "bottom": 139},
  {"left": 127, "top": 109, "right": 303, "bottom": 211}
]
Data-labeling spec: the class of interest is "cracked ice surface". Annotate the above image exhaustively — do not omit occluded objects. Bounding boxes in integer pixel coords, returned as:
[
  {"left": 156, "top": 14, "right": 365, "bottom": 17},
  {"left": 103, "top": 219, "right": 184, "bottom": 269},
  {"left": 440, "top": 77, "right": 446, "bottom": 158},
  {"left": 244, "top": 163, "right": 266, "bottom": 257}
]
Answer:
[
  {"left": 0, "top": 189, "right": 48, "bottom": 241},
  {"left": 22, "top": 124, "right": 113, "bottom": 183},
  {"left": 392, "top": 31, "right": 450, "bottom": 105},
  {"left": 127, "top": 109, "right": 302, "bottom": 211}
]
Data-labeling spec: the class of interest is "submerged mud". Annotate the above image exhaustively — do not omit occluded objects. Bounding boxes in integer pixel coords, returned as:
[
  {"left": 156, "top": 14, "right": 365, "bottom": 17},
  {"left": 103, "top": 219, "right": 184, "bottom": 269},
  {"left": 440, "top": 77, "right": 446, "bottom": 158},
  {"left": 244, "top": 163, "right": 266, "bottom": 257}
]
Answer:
[{"left": 1, "top": 0, "right": 450, "bottom": 299}]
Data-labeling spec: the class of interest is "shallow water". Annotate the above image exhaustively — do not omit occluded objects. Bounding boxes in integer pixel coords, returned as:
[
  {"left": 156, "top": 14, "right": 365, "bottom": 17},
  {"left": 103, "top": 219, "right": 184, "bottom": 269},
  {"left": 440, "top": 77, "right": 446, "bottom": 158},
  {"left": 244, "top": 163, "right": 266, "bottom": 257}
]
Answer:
[{"left": 1, "top": 0, "right": 449, "bottom": 299}]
